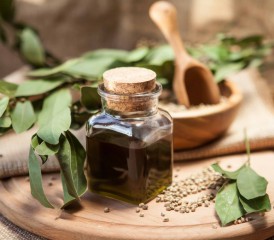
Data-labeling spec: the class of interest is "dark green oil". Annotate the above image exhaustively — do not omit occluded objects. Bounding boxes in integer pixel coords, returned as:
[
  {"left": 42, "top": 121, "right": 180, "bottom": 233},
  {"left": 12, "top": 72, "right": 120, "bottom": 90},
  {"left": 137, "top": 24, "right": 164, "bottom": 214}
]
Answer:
[{"left": 86, "top": 131, "right": 172, "bottom": 204}]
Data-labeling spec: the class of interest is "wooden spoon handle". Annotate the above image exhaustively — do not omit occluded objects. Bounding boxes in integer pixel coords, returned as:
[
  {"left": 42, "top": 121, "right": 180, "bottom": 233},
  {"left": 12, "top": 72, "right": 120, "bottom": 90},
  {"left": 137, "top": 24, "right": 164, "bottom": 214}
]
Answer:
[
  {"left": 149, "top": 1, "right": 188, "bottom": 63},
  {"left": 149, "top": 1, "right": 190, "bottom": 106}
]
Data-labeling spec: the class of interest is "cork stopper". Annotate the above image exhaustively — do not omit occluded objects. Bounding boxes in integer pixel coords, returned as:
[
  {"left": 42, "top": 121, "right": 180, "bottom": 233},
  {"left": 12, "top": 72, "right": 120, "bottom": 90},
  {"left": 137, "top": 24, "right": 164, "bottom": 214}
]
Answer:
[
  {"left": 100, "top": 67, "right": 161, "bottom": 114},
  {"left": 103, "top": 67, "right": 156, "bottom": 94}
]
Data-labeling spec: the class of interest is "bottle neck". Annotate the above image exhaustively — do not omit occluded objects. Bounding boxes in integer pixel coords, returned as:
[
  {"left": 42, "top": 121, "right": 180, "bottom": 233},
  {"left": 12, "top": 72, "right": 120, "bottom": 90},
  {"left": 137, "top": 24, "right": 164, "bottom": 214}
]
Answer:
[{"left": 98, "top": 83, "right": 162, "bottom": 119}]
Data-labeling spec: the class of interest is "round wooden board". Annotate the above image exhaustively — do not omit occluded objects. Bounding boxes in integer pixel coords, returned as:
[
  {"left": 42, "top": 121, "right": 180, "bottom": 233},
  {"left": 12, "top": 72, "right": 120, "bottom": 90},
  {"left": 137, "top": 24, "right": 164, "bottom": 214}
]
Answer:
[{"left": 0, "top": 152, "right": 274, "bottom": 240}]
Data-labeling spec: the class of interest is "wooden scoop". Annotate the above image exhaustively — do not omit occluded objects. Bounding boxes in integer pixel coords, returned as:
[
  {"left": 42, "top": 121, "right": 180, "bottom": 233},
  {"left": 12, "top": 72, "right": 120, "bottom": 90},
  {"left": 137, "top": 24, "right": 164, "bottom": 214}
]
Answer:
[{"left": 149, "top": 1, "right": 221, "bottom": 107}]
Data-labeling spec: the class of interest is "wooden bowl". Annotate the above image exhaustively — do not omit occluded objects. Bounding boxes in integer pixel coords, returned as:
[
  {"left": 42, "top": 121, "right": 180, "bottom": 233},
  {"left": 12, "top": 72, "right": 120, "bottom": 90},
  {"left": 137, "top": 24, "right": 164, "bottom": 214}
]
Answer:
[{"left": 171, "top": 80, "right": 242, "bottom": 150}]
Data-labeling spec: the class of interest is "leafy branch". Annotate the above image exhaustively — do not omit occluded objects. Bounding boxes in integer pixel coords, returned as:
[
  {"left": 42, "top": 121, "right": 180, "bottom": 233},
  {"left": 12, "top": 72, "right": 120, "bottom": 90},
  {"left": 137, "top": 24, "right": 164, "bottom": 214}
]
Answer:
[{"left": 212, "top": 131, "right": 271, "bottom": 226}]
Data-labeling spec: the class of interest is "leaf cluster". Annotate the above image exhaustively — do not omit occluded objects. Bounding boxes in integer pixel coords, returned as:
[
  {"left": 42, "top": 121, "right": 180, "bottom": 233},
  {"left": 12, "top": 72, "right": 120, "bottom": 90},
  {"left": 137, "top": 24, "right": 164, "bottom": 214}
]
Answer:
[
  {"left": 188, "top": 34, "right": 273, "bottom": 82},
  {"left": 212, "top": 162, "right": 271, "bottom": 226},
  {"left": 28, "top": 89, "right": 87, "bottom": 208}
]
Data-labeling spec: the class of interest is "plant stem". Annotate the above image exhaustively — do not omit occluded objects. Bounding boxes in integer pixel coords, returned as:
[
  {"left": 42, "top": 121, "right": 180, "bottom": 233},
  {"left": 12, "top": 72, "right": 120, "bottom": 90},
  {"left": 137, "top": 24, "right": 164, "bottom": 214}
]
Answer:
[{"left": 244, "top": 128, "right": 251, "bottom": 166}]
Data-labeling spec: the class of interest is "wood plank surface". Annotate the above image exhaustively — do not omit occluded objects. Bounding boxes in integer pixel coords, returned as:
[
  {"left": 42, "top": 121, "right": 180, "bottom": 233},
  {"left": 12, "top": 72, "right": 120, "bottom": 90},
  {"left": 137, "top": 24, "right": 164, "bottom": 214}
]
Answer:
[{"left": 0, "top": 151, "right": 273, "bottom": 240}]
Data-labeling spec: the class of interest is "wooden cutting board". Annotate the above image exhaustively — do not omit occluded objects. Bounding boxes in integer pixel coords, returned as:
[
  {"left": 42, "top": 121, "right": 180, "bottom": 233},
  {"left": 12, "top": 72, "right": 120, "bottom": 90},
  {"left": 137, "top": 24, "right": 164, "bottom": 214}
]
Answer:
[{"left": 0, "top": 151, "right": 274, "bottom": 240}]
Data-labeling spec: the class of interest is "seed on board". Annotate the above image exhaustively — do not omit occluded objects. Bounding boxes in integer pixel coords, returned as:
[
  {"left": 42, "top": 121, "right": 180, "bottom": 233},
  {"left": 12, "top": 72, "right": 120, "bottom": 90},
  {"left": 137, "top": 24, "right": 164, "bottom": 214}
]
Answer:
[
  {"left": 104, "top": 207, "right": 110, "bottom": 213},
  {"left": 139, "top": 203, "right": 145, "bottom": 208},
  {"left": 142, "top": 205, "right": 148, "bottom": 210},
  {"left": 211, "top": 223, "right": 218, "bottom": 229},
  {"left": 139, "top": 213, "right": 144, "bottom": 217},
  {"left": 25, "top": 177, "right": 30, "bottom": 182},
  {"left": 163, "top": 218, "right": 169, "bottom": 222},
  {"left": 136, "top": 208, "right": 140, "bottom": 213},
  {"left": 161, "top": 212, "right": 165, "bottom": 217}
]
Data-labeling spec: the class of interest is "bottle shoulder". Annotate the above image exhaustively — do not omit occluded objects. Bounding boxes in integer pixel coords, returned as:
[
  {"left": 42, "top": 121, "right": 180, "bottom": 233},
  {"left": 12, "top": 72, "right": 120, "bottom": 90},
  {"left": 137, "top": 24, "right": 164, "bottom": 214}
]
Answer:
[
  {"left": 87, "top": 110, "right": 172, "bottom": 127},
  {"left": 86, "top": 110, "right": 173, "bottom": 139}
]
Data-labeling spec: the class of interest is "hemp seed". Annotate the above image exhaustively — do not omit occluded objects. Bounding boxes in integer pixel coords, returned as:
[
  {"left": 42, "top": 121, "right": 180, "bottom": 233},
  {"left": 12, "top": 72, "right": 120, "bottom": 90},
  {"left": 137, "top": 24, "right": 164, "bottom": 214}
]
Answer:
[{"left": 104, "top": 207, "right": 110, "bottom": 213}]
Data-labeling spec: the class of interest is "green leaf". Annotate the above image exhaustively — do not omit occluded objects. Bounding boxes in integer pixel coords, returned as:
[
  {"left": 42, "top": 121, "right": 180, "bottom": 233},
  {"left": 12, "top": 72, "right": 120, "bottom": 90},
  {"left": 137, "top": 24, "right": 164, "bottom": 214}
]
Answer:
[
  {"left": 28, "top": 59, "right": 80, "bottom": 78},
  {"left": 35, "top": 141, "right": 59, "bottom": 156},
  {"left": 0, "top": 116, "right": 11, "bottom": 128},
  {"left": 237, "top": 166, "right": 268, "bottom": 200},
  {"left": 28, "top": 146, "right": 54, "bottom": 208},
  {"left": 15, "top": 79, "right": 64, "bottom": 97},
  {"left": 66, "top": 131, "right": 87, "bottom": 194},
  {"left": 61, "top": 172, "right": 76, "bottom": 208},
  {"left": 11, "top": 101, "right": 36, "bottom": 133},
  {"left": 124, "top": 47, "right": 149, "bottom": 62},
  {"left": 31, "top": 134, "right": 41, "bottom": 149},
  {"left": 57, "top": 132, "right": 87, "bottom": 200},
  {"left": 201, "top": 45, "right": 229, "bottom": 62},
  {"left": 80, "top": 86, "right": 101, "bottom": 111},
  {"left": 0, "top": 96, "right": 9, "bottom": 117},
  {"left": 20, "top": 28, "right": 45, "bottom": 66},
  {"left": 82, "top": 49, "right": 128, "bottom": 59},
  {"left": 37, "top": 89, "right": 71, "bottom": 144},
  {"left": 157, "top": 78, "right": 169, "bottom": 85},
  {"left": 211, "top": 163, "right": 245, "bottom": 180},
  {"left": 215, "top": 182, "right": 245, "bottom": 226},
  {"left": 145, "top": 45, "right": 174, "bottom": 65},
  {"left": 239, "top": 194, "right": 271, "bottom": 213},
  {"left": 248, "top": 58, "right": 263, "bottom": 68},
  {"left": 214, "top": 63, "right": 245, "bottom": 82},
  {"left": 63, "top": 58, "right": 115, "bottom": 79},
  {"left": 0, "top": 81, "right": 18, "bottom": 97}
]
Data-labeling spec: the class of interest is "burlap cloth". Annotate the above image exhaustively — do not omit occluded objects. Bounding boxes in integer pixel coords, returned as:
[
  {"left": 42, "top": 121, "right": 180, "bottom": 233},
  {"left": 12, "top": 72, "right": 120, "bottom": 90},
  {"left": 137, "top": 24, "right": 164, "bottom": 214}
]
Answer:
[{"left": 1, "top": 68, "right": 274, "bottom": 239}]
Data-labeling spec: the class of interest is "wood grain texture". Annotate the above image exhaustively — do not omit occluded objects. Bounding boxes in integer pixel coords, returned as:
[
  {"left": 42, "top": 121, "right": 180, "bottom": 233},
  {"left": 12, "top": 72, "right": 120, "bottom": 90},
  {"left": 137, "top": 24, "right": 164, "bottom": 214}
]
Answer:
[
  {"left": 0, "top": 151, "right": 273, "bottom": 240},
  {"left": 173, "top": 80, "right": 242, "bottom": 150}
]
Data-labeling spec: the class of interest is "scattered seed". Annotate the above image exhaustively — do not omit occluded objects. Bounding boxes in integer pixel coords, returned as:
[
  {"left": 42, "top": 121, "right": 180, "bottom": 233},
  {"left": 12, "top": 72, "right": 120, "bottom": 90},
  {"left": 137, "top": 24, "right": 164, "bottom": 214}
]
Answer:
[
  {"left": 174, "top": 174, "right": 178, "bottom": 178},
  {"left": 136, "top": 208, "right": 140, "bottom": 213},
  {"left": 237, "top": 219, "right": 242, "bottom": 224},
  {"left": 48, "top": 182, "right": 53, "bottom": 186},
  {"left": 142, "top": 205, "right": 148, "bottom": 210},
  {"left": 104, "top": 207, "right": 110, "bottom": 213},
  {"left": 163, "top": 218, "right": 169, "bottom": 222},
  {"left": 51, "top": 176, "right": 57, "bottom": 181},
  {"left": 139, "top": 203, "right": 145, "bottom": 208},
  {"left": 227, "top": 165, "right": 232, "bottom": 169},
  {"left": 212, "top": 223, "right": 218, "bottom": 229},
  {"left": 25, "top": 177, "right": 30, "bottom": 182},
  {"left": 166, "top": 207, "right": 171, "bottom": 211},
  {"left": 0, "top": 154, "right": 3, "bottom": 158},
  {"left": 161, "top": 212, "right": 165, "bottom": 217},
  {"left": 139, "top": 213, "right": 144, "bottom": 217}
]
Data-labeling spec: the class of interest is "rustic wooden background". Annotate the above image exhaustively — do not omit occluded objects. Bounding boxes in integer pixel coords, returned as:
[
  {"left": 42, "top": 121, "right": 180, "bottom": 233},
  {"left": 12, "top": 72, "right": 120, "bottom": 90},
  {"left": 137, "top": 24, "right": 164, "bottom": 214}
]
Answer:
[{"left": 1, "top": 0, "right": 274, "bottom": 84}]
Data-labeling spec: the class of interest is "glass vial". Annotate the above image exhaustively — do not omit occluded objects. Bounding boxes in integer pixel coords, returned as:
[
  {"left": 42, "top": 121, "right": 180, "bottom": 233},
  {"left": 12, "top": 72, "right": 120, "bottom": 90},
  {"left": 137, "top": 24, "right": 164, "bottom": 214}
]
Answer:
[{"left": 86, "top": 67, "right": 173, "bottom": 204}]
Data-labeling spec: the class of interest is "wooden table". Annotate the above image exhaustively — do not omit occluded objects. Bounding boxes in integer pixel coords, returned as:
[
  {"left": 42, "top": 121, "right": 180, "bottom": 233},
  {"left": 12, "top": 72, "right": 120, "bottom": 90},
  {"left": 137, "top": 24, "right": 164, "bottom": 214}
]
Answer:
[{"left": 0, "top": 151, "right": 273, "bottom": 240}]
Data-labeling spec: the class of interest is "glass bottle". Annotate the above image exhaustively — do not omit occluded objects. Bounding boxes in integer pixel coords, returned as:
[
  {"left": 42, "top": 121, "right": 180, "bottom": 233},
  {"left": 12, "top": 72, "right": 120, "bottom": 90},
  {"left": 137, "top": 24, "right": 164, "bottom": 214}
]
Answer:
[{"left": 86, "top": 67, "right": 173, "bottom": 204}]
